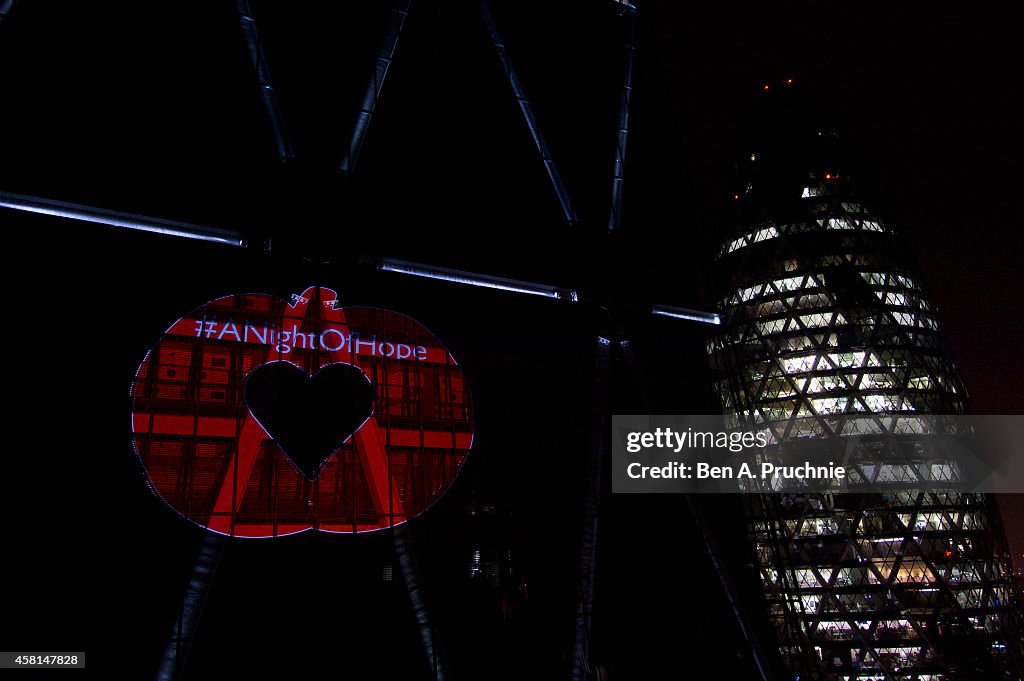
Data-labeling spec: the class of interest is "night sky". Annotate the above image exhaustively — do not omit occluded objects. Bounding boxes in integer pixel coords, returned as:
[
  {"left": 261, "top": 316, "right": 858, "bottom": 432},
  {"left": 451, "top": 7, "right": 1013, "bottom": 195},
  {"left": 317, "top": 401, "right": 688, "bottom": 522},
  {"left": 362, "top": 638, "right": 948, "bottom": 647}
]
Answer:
[{"left": 2, "top": 0, "right": 1021, "bottom": 675}]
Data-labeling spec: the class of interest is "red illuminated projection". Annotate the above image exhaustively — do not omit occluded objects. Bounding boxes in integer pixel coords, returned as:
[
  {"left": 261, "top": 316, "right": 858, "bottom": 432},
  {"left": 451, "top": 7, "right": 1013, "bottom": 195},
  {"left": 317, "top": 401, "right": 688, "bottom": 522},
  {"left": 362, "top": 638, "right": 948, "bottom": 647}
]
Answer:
[{"left": 131, "top": 286, "right": 474, "bottom": 537}]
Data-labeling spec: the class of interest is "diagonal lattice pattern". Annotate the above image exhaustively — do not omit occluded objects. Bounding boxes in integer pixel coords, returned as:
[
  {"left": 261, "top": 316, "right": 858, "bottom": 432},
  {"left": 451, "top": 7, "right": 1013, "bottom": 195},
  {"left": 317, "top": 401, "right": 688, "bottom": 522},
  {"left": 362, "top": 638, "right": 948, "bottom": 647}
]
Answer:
[{"left": 708, "top": 169, "right": 1022, "bottom": 680}]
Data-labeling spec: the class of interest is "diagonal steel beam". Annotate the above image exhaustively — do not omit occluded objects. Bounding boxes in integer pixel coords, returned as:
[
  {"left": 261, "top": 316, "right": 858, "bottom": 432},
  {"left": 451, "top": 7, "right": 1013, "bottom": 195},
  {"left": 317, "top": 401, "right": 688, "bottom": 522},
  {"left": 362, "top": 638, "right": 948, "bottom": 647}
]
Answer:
[
  {"left": 615, "top": 337, "right": 778, "bottom": 681},
  {"left": 608, "top": 4, "right": 636, "bottom": 233},
  {"left": 339, "top": 0, "right": 413, "bottom": 174},
  {"left": 652, "top": 303, "right": 721, "bottom": 325},
  {"left": 234, "top": 0, "right": 295, "bottom": 163},
  {"left": 155, "top": 535, "right": 228, "bottom": 681},
  {"left": 0, "top": 0, "right": 19, "bottom": 26},
  {"left": 479, "top": 0, "right": 578, "bottom": 226},
  {"left": 369, "top": 255, "right": 579, "bottom": 301},
  {"left": 395, "top": 524, "right": 451, "bottom": 680},
  {"left": 0, "top": 191, "right": 246, "bottom": 246}
]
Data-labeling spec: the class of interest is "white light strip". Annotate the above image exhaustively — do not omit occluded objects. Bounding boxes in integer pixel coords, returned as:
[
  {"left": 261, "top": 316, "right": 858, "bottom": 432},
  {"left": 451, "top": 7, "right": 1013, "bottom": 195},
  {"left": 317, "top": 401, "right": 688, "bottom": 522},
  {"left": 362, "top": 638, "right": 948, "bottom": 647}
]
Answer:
[
  {"left": 376, "top": 259, "right": 578, "bottom": 302},
  {"left": 652, "top": 304, "right": 721, "bottom": 325},
  {"left": 0, "top": 191, "right": 245, "bottom": 246}
]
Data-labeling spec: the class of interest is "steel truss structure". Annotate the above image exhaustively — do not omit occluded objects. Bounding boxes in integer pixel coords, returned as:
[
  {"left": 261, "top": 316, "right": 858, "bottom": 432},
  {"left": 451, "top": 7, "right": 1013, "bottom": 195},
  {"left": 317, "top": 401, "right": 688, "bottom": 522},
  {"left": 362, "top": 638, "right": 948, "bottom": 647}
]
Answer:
[
  {"left": 0, "top": 3, "right": 644, "bottom": 679},
  {"left": 708, "top": 131, "right": 1022, "bottom": 679},
  {"left": 2, "top": 3, "right": 1020, "bottom": 681}
]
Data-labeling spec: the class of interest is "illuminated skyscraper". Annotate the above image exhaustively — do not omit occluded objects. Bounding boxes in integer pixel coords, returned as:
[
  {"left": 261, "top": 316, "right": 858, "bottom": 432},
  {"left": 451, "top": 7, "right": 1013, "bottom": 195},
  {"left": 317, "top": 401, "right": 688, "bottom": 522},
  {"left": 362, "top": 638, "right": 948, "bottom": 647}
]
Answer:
[{"left": 707, "top": 87, "right": 1022, "bottom": 680}]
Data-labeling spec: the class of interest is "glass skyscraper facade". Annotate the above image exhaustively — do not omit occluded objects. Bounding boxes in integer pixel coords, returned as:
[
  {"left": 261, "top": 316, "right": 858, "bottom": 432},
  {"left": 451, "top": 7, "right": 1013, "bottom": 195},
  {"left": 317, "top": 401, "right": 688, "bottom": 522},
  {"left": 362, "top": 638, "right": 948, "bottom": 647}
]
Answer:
[{"left": 707, "top": 99, "right": 1021, "bottom": 680}]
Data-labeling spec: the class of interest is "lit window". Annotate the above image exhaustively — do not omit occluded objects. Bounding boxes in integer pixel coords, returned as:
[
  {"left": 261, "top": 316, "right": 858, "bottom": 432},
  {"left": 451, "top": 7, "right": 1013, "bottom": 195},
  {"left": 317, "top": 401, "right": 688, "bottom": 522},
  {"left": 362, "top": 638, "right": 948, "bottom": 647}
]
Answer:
[
  {"left": 782, "top": 354, "right": 817, "bottom": 373},
  {"left": 826, "top": 217, "right": 855, "bottom": 230}
]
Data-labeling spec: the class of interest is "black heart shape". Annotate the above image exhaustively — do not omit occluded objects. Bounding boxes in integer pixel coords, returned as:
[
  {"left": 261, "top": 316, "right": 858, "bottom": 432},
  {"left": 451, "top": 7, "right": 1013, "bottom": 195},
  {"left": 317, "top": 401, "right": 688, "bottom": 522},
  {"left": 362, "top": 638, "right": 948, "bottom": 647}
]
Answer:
[{"left": 244, "top": 362, "right": 374, "bottom": 480}]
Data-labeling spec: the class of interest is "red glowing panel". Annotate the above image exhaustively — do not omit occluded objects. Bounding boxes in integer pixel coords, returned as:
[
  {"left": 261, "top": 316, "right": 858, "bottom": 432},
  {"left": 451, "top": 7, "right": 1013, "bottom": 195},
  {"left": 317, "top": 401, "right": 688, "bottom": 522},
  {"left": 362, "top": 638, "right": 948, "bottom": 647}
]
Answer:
[{"left": 131, "top": 286, "right": 474, "bottom": 537}]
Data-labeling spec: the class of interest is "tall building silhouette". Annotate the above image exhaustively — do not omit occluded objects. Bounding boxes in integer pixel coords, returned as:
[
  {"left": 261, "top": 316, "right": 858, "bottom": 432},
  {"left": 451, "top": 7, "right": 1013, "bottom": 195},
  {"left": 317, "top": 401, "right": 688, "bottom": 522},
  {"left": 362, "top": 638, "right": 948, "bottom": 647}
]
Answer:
[{"left": 707, "top": 85, "right": 1022, "bottom": 680}]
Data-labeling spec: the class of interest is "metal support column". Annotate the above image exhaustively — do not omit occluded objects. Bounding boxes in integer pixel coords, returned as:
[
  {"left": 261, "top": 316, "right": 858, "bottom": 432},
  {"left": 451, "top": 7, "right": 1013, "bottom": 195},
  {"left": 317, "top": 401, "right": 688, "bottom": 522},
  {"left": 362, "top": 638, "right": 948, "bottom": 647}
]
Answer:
[
  {"left": 607, "top": 4, "right": 636, "bottom": 233},
  {"left": 571, "top": 334, "right": 612, "bottom": 681}
]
